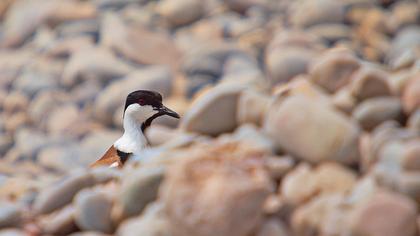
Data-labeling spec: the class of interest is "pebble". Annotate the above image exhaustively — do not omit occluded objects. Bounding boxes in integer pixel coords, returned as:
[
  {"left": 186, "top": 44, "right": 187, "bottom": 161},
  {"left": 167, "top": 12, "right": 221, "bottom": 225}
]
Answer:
[
  {"left": 0, "top": 202, "right": 21, "bottom": 229},
  {"left": 281, "top": 163, "right": 356, "bottom": 205},
  {"left": 256, "top": 218, "right": 290, "bottom": 236},
  {"left": 46, "top": 104, "right": 81, "bottom": 134},
  {"left": 2, "top": 0, "right": 96, "bottom": 47},
  {"left": 407, "top": 109, "right": 420, "bottom": 132},
  {"left": 264, "top": 95, "right": 360, "bottom": 164},
  {"left": 117, "top": 202, "right": 171, "bottom": 236},
  {"left": 160, "top": 143, "right": 272, "bottom": 236},
  {"left": 74, "top": 189, "right": 114, "bottom": 233},
  {"left": 38, "top": 205, "right": 77, "bottom": 235},
  {"left": 237, "top": 89, "right": 271, "bottom": 126},
  {"left": 61, "top": 46, "right": 133, "bottom": 87},
  {"left": 266, "top": 47, "right": 316, "bottom": 85},
  {"left": 114, "top": 166, "right": 164, "bottom": 220},
  {"left": 402, "top": 74, "right": 420, "bottom": 114},
  {"left": 289, "top": 0, "right": 346, "bottom": 28},
  {"left": 101, "top": 12, "right": 181, "bottom": 70},
  {"left": 353, "top": 97, "right": 404, "bottom": 131},
  {"left": 0, "top": 0, "right": 419, "bottom": 235},
  {"left": 182, "top": 84, "right": 245, "bottom": 136},
  {"left": 350, "top": 67, "right": 392, "bottom": 101},
  {"left": 158, "top": 0, "right": 205, "bottom": 27},
  {"left": 351, "top": 191, "right": 417, "bottom": 236},
  {"left": 33, "top": 171, "right": 95, "bottom": 215},
  {"left": 310, "top": 49, "right": 360, "bottom": 93},
  {"left": 387, "top": 26, "right": 420, "bottom": 64}
]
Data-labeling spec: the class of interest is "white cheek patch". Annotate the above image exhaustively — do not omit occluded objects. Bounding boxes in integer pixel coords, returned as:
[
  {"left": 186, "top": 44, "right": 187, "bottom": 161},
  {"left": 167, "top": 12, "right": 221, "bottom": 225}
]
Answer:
[{"left": 125, "top": 104, "right": 159, "bottom": 123}]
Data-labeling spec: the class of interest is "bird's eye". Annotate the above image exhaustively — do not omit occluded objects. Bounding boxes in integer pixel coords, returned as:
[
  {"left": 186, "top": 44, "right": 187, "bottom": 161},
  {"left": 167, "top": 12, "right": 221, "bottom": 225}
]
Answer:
[{"left": 138, "top": 99, "right": 145, "bottom": 105}]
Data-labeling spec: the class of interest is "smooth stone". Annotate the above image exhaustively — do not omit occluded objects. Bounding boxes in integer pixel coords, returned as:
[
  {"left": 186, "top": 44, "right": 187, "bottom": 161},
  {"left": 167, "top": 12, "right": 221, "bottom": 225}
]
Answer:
[
  {"left": 289, "top": 0, "right": 345, "bottom": 28},
  {"left": 353, "top": 97, "right": 404, "bottom": 131},
  {"left": 62, "top": 46, "right": 133, "bottom": 87},
  {"left": 46, "top": 104, "right": 81, "bottom": 134},
  {"left": 74, "top": 190, "right": 114, "bottom": 233},
  {"left": 0, "top": 202, "right": 21, "bottom": 228},
  {"left": 307, "top": 24, "right": 351, "bottom": 43},
  {"left": 223, "top": 124, "right": 274, "bottom": 153},
  {"left": 45, "top": 35, "right": 94, "bottom": 58},
  {"left": 265, "top": 155, "right": 295, "bottom": 180},
  {"left": 291, "top": 193, "right": 345, "bottom": 236},
  {"left": 331, "top": 88, "right": 357, "bottom": 114},
  {"left": 351, "top": 191, "right": 417, "bottom": 236},
  {"left": 402, "top": 74, "right": 420, "bottom": 114},
  {"left": 90, "top": 167, "right": 122, "bottom": 185},
  {"left": 101, "top": 12, "right": 180, "bottom": 70},
  {"left": 224, "top": 0, "right": 265, "bottom": 13},
  {"left": 0, "top": 229, "right": 26, "bottom": 236},
  {"left": 397, "top": 172, "right": 420, "bottom": 203},
  {"left": 13, "top": 69, "right": 58, "bottom": 97},
  {"left": 158, "top": 0, "right": 205, "bottom": 26},
  {"left": 387, "top": 26, "right": 420, "bottom": 64},
  {"left": 256, "top": 218, "right": 290, "bottom": 236},
  {"left": 33, "top": 171, "right": 95, "bottom": 215},
  {"left": 2, "top": 92, "right": 28, "bottom": 114},
  {"left": 56, "top": 19, "right": 99, "bottom": 38},
  {"left": 237, "top": 89, "right": 271, "bottom": 126},
  {"left": 350, "top": 67, "right": 392, "bottom": 101},
  {"left": 114, "top": 166, "right": 165, "bottom": 220},
  {"left": 407, "top": 109, "right": 420, "bottom": 132},
  {"left": 264, "top": 95, "right": 360, "bottom": 164},
  {"left": 145, "top": 125, "right": 177, "bottom": 147},
  {"left": 266, "top": 47, "right": 316, "bottom": 85},
  {"left": 37, "top": 144, "right": 84, "bottom": 172},
  {"left": 28, "top": 90, "right": 69, "bottom": 126},
  {"left": 160, "top": 145, "right": 272, "bottom": 236},
  {"left": 223, "top": 54, "right": 260, "bottom": 76},
  {"left": 117, "top": 202, "right": 171, "bottom": 236},
  {"left": 2, "top": 0, "right": 96, "bottom": 47},
  {"left": 281, "top": 163, "right": 356, "bottom": 205},
  {"left": 94, "top": 66, "right": 173, "bottom": 125},
  {"left": 186, "top": 74, "right": 217, "bottom": 98},
  {"left": 39, "top": 205, "right": 77, "bottom": 235},
  {"left": 182, "top": 84, "right": 245, "bottom": 136},
  {"left": 0, "top": 49, "right": 34, "bottom": 88},
  {"left": 310, "top": 49, "right": 360, "bottom": 93}
]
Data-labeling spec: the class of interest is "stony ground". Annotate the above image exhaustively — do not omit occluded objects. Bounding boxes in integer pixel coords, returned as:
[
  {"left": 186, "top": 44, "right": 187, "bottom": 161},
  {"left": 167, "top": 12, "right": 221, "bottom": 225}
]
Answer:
[{"left": 0, "top": 0, "right": 419, "bottom": 235}]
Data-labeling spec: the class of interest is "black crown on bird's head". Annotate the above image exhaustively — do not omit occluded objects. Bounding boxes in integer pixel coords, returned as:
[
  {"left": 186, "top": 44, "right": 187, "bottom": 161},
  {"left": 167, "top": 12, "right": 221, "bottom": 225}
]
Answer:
[{"left": 123, "top": 90, "right": 180, "bottom": 120}]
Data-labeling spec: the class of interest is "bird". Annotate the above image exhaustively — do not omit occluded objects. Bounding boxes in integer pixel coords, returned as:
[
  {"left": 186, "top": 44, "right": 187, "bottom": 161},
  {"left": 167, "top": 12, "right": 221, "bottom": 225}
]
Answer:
[{"left": 90, "top": 90, "right": 180, "bottom": 168}]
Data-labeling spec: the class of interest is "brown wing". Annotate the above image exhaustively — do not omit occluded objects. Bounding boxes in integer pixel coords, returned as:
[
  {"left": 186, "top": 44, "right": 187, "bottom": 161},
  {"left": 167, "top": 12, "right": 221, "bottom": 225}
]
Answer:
[{"left": 90, "top": 146, "right": 123, "bottom": 168}]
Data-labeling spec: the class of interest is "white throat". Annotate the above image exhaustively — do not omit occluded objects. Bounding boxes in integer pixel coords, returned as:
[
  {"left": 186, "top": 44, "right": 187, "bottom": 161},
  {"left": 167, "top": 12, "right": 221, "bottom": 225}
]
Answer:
[{"left": 114, "top": 104, "right": 158, "bottom": 154}]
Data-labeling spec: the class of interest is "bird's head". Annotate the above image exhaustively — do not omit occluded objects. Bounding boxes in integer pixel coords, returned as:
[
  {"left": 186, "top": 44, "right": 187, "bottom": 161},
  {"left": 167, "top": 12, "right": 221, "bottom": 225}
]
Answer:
[{"left": 123, "top": 90, "right": 180, "bottom": 131}]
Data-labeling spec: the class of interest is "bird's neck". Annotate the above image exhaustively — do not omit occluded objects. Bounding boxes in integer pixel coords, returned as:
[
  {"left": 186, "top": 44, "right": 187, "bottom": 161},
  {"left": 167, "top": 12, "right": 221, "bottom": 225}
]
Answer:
[{"left": 113, "top": 114, "right": 148, "bottom": 154}]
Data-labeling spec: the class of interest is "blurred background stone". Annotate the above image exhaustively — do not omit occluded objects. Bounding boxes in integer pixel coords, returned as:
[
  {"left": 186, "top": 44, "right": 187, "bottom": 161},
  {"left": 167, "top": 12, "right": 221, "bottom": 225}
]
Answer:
[{"left": 0, "top": 0, "right": 419, "bottom": 235}]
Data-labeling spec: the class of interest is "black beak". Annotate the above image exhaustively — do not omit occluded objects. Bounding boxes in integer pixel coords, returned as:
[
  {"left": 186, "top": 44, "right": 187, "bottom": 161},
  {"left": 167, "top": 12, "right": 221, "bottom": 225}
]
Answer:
[{"left": 158, "top": 105, "right": 180, "bottom": 119}]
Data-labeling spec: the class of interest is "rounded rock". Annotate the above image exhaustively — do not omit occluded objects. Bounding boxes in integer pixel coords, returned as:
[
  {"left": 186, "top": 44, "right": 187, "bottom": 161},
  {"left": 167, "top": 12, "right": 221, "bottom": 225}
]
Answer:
[
  {"left": 264, "top": 95, "right": 360, "bottom": 164},
  {"left": 351, "top": 191, "right": 417, "bottom": 236},
  {"left": 402, "top": 74, "right": 420, "bottom": 114},
  {"left": 114, "top": 166, "right": 164, "bottom": 220},
  {"left": 310, "top": 49, "right": 360, "bottom": 93},
  {"left": 266, "top": 47, "right": 315, "bottom": 85},
  {"left": 350, "top": 67, "right": 392, "bottom": 101},
  {"left": 353, "top": 97, "right": 404, "bottom": 131},
  {"left": 74, "top": 190, "right": 114, "bottom": 233},
  {"left": 182, "top": 84, "right": 245, "bottom": 136},
  {"left": 158, "top": 0, "right": 205, "bottom": 27},
  {"left": 33, "top": 171, "right": 95, "bottom": 215}
]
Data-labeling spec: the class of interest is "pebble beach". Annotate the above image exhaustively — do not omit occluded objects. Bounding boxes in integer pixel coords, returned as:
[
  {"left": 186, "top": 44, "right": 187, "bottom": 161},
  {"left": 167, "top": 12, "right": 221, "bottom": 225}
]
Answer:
[{"left": 0, "top": 0, "right": 419, "bottom": 235}]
